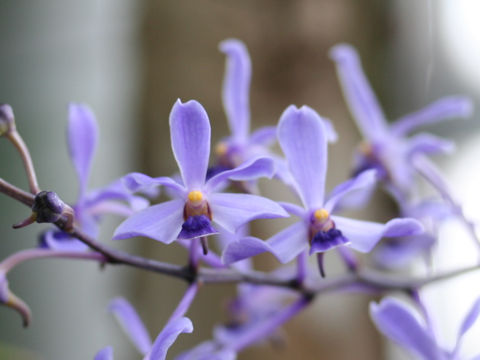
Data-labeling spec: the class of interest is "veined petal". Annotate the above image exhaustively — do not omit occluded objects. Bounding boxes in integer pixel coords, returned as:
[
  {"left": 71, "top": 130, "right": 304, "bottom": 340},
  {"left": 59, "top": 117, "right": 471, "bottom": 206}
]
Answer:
[
  {"left": 68, "top": 103, "right": 98, "bottom": 198},
  {"left": 205, "top": 157, "right": 274, "bottom": 192},
  {"left": 222, "top": 236, "right": 270, "bottom": 264},
  {"left": 249, "top": 126, "right": 276, "bottom": 146},
  {"left": 407, "top": 133, "right": 455, "bottom": 157},
  {"left": 113, "top": 199, "right": 184, "bottom": 243},
  {"left": 325, "top": 169, "right": 377, "bottom": 213},
  {"left": 332, "top": 216, "right": 424, "bottom": 253},
  {"left": 209, "top": 193, "right": 288, "bottom": 233},
  {"left": 109, "top": 298, "right": 152, "bottom": 355},
  {"left": 220, "top": 39, "right": 251, "bottom": 142},
  {"left": 277, "top": 105, "right": 328, "bottom": 209},
  {"left": 145, "top": 317, "right": 193, "bottom": 360},
  {"left": 266, "top": 221, "right": 308, "bottom": 263},
  {"left": 170, "top": 100, "right": 211, "bottom": 190},
  {"left": 370, "top": 298, "right": 444, "bottom": 360},
  {"left": 391, "top": 96, "right": 473, "bottom": 136},
  {"left": 329, "top": 44, "right": 387, "bottom": 140},
  {"left": 122, "top": 172, "right": 185, "bottom": 199},
  {"left": 94, "top": 347, "right": 113, "bottom": 360}
]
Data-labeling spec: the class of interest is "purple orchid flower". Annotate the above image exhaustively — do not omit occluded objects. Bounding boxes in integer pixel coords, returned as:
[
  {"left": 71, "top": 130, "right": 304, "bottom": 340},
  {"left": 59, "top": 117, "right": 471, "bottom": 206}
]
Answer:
[
  {"left": 95, "top": 295, "right": 194, "bottom": 360},
  {"left": 113, "top": 99, "right": 288, "bottom": 246},
  {"left": 224, "top": 105, "right": 423, "bottom": 267},
  {"left": 40, "top": 104, "right": 148, "bottom": 251},
  {"left": 330, "top": 44, "right": 473, "bottom": 203},
  {"left": 370, "top": 297, "right": 480, "bottom": 360},
  {"left": 211, "top": 39, "right": 337, "bottom": 188}
]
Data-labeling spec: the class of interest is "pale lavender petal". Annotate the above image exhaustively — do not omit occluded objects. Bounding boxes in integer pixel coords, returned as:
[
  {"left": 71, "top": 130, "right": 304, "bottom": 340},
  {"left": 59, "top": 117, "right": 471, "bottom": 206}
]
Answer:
[
  {"left": 220, "top": 39, "right": 251, "bottom": 142},
  {"left": 68, "top": 103, "right": 98, "bottom": 198},
  {"left": 40, "top": 230, "right": 89, "bottom": 252},
  {"left": 412, "top": 156, "right": 453, "bottom": 201},
  {"left": 277, "top": 105, "right": 328, "bottom": 209},
  {"left": 222, "top": 236, "right": 270, "bottom": 264},
  {"left": 94, "top": 347, "right": 113, "bottom": 360},
  {"left": 278, "top": 202, "right": 306, "bottom": 218},
  {"left": 113, "top": 199, "right": 184, "bottom": 243},
  {"left": 370, "top": 298, "right": 444, "bottom": 360},
  {"left": 391, "top": 96, "right": 473, "bottom": 136},
  {"left": 145, "top": 317, "right": 193, "bottom": 360},
  {"left": 206, "top": 157, "right": 274, "bottom": 192},
  {"left": 249, "top": 126, "right": 276, "bottom": 146},
  {"left": 209, "top": 193, "right": 288, "bottom": 233},
  {"left": 109, "top": 298, "right": 152, "bottom": 355},
  {"left": 325, "top": 169, "right": 377, "bottom": 213},
  {"left": 329, "top": 44, "right": 387, "bottom": 140},
  {"left": 266, "top": 221, "right": 308, "bottom": 263},
  {"left": 332, "top": 216, "right": 424, "bottom": 253},
  {"left": 407, "top": 133, "right": 455, "bottom": 157},
  {"left": 457, "top": 297, "right": 480, "bottom": 345},
  {"left": 122, "top": 172, "right": 185, "bottom": 199},
  {"left": 176, "top": 341, "right": 237, "bottom": 360},
  {"left": 170, "top": 100, "right": 211, "bottom": 189},
  {"left": 322, "top": 117, "right": 339, "bottom": 143}
]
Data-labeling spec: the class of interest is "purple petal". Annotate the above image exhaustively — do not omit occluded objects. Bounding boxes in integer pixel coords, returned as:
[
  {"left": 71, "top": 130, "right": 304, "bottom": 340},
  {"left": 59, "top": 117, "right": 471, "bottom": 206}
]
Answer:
[
  {"left": 370, "top": 298, "right": 443, "bottom": 360},
  {"left": 68, "top": 103, "right": 98, "bottom": 198},
  {"left": 329, "top": 44, "right": 387, "bottom": 140},
  {"left": 219, "top": 39, "right": 251, "bottom": 142},
  {"left": 209, "top": 193, "right": 288, "bottom": 234},
  {"left": 457, "top": 297, "right": 480, "bottom": 345},
  {"left": 222, "top": 236, "right": 270, "bottom": 264},
  {"left": 122, "top": 172, "right": 185, "bottom": 199},
  {"left": 146, "top": 317, "right": 193, "bottom": 360},
  {"left": 391, "top": 96, "right": 473, "bottom": 136},
  {"left": 407, "top": 133, "right": 455, "bottom": 157},
  {"left": 109, "top": 298, "right": 152, "bottom": 355},
  {"left": 176, "top": 341, "right": 237, "bottom": 360},
  {"left": 278, "top": 202, "right": 306, "bottom": 218},
  {"left": 277, "top": 105, "right": 328, "bottom": 209},
  {"left": 249, "top": 126, "right": 276, "bottom": 146},
  {"left": 206, "top": 157, "right": 274, "bottom": 192},
  {"left": 170, "top": 100, "right": 211, "bottom": 190},
  {"left": 266, "top": 221, "right": 308, "bottom": 263},
  {"left": 322, "top": 117, "right": 339, "bottom": 143},
  {"left": 324, "top": 169, "right": 377, "bottom": 213},
  {"left": 94, "top": 347, "right": 113, "bottom": 360},
  {"left": 332, "top": 216, "right": 424, "bottom": 253},
  {"left": 39, "top": 230, "right": 89, "bottom": 252},
  {"left": 177, "top": 215, "right": 218, "bottom": 240},
  {"left": 113, "top": 199, "right": 184, "bottom": 243}
]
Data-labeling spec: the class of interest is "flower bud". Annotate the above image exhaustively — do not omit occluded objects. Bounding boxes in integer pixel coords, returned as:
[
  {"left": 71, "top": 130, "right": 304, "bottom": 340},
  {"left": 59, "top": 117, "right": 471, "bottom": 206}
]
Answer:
[
  {"left": 0, "top": 104, "right": 16, "bottom": 136},
  {"left": 32, "top": 191, "right": 65, "bottom": 223}
]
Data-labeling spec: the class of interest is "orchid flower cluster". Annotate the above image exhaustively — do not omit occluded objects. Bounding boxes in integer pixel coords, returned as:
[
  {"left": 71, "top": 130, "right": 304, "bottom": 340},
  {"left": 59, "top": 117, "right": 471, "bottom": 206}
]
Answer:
[{"left": 0, "top": 38, "right": 478, "bottom": 360}]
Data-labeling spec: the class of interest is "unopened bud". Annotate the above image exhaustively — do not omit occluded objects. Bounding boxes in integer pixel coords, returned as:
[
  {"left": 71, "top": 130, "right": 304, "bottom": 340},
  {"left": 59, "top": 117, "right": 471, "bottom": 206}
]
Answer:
[
  {"left": 32, "top": 191, "right": 65, "bottom": 223},
  {"left": 0, "top": 104, "right": 16, "bottom": 136}
]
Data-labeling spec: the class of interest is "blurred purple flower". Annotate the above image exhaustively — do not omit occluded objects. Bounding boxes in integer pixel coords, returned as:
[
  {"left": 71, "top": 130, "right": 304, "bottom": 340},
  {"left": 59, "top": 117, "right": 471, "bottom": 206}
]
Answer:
[
  {"left": 371, "top": 296, "right": 480, "bottom": 359},
  {"left": 330, "top": 44, "right": 473, "bottom": 203},
  {"left": 113, "top": 99, "right": 288, "bottom": 245},
  {"left": 40, "top": 104, "right": 148, "bottom": 251},
  {"left": 224, "top": 105, "right": 423, "bottom": 265},
  {"left": 96, "top": 296, "right": 194, "bottom": 360}
]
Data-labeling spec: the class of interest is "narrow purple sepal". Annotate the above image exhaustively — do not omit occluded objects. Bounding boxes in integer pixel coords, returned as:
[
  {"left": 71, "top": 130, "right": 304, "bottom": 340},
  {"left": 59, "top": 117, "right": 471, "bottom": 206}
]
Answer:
[
  {"left": 222, "top": 236, "right": 270, "bottom": 264},
  {"left": 176, "top": 341, "right": 237, "bottom": 360},
  {"left": 109, "top": 298, "right": 152, "bottom": 355},
  {"left": 407, "top": 133, "right": 455, "bottom": 157},
  {"left": 177, "top": 215, "right": 218, "bottom": 240},
  {"left": 277, "top": 105, "right": 328, "bottom": 209},
  {"left": 332, "top": 216, "right": 424, "bottom": 253},
  {"left": 391, "top": 96, "right": 473, "bottom": 136},
  {"left": 145, "top": 317, "right": 193, "bottom": 360},
  {"left": 206, "top": 156, "right": 275, "bottom": 193},
  {"left": 113, "top": 199, "right": 184, "bottom": 243},
  {"left": 122, "top": 172, "right": 185, "bottom": 199},
  {"left": 209, "top": 193, "right": 288, "bottom": 234},
  {"left": 68, "top": 103, "right": 99, "bottom": 198},
  {"left": 170, "top": 99, "right": 211, "bottom": 190},
  {"left": 457, "top": 297, "right": 480, "bottom": 345},
  {"left": 220, "top": 39, "right": 251, "bottom": 142},
  {"left": 370, "top": 298, "right": 444, "bottom": 360},
  {"left": 329, "top": 44, "right": 387, "bottom": 140},
  {"left": 94, "top": 347, "right": 113, "bottom": 360}
]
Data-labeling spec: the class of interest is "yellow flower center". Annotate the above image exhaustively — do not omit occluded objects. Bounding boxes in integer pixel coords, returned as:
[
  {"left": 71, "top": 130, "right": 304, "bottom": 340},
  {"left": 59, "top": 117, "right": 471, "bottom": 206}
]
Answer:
[
  {"left": 314, "top": 209, "right": 330, "bottom": 221},
  {"left": 215, "top": 142, "right": 228, "bottom": 156},
  {"left": 187, "top": 191, "right": 203, "bottom": 203}
]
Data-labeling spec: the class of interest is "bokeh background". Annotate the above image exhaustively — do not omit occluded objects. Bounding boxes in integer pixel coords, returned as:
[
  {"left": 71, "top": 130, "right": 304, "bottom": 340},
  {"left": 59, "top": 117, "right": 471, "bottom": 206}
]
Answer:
[{"left": 0, "top": 1, "right": 479, "bottom": 359}]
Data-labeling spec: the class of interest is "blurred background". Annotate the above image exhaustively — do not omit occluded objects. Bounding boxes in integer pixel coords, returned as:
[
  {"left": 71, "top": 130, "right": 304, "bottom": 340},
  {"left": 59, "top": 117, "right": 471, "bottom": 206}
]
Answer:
[{"left": 0, "top": 0, "right": 479, "bottom": 359}]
